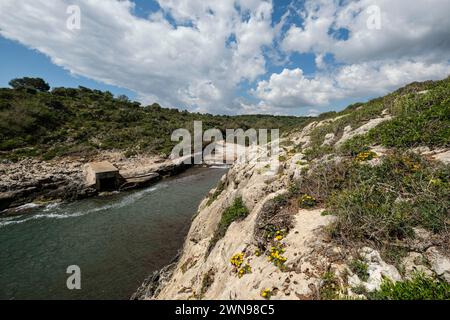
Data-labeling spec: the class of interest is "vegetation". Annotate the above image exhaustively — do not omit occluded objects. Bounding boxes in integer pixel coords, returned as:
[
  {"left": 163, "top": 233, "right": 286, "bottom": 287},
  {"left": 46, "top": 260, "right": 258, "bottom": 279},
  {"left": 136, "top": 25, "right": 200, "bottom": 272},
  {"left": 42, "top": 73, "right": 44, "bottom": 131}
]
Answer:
[
  {"left": 300, "top": 76, "right": 449, "bottom": 160},
  {"left": 199, "top": 269, "right": 215, "bottom": 298},
  {"left": 298, "top": 194, "right": 317, "bottom": 209},
  {"left": 349, "top": 259, "right": 370, "bottom": 282},
  {"left": 230, "top": 253, "right": 252, "bottom": 278},
  {"left": 207, "top": 197, "right": 249, "bottom": 255},
  {"left": 206, "top": 180, "right": 226, "bottom": 206},
  {"left": 268, "top": 243, "right": 287, "bottom": 270},
  {"left": 261, "top": 288, "right": 272, "bottom": 299},
  {"left": 330, "top": 153, "right": 449, "bottom": 242},
  {"left": 296, "top": 151, "right": 449, "bottom": 258},
  {"left": 9, "top": 77, "right": 50, "bottom": 92},
  {"left": 369, "top": 273, "right": 450, "bottom": 300},
  {"left": 0, "top": 77, "right": 309, "bottom": 161},
  {"left": 319, "top": 271, "right": 341, "bottom": 300}
]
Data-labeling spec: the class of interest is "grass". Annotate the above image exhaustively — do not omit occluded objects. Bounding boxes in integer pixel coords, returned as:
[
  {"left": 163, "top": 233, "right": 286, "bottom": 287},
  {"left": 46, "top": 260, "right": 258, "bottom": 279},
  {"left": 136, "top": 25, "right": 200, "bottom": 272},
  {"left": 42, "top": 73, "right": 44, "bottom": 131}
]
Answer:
[
  {"left": 207, "top": 197, "right": 249, "bottom": 256},
  {"left": 320, "top": 271, "right": 340, "bottom": 300},
  {"left": 368, "top": 273, "right": 450, "bottom": 300},
  {"left": 349, "top": 259, "right": 370, "bottom": 282}
]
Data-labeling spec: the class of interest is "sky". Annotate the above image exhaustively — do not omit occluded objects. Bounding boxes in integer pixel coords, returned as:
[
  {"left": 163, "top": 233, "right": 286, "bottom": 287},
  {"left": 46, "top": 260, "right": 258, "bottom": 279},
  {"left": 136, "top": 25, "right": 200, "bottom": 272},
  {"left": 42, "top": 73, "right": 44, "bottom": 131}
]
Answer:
[{"left": 0, "top": 0, "right": 449, "bottom": 116}]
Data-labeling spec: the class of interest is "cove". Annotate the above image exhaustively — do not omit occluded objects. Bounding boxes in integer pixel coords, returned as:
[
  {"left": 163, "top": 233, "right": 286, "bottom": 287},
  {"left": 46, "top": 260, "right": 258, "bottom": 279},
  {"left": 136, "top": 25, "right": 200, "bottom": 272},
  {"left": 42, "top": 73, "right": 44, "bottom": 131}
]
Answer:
[{"left": 0, "top": 167, "right": 227, "bottom": 300}]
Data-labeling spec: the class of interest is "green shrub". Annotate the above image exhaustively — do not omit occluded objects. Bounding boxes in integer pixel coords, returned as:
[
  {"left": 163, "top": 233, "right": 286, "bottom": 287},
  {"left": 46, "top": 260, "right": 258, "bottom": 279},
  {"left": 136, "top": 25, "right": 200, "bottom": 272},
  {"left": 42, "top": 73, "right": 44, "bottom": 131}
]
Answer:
[
  {"left": 329, "top": 153, "right": 449, "bottom": 242},
  {"left": 207, "top": 198, "right": 249, "bottom": 256},
  {"left": 349, "top": 259, "right": 370, "bottom": 282},
  {"left": 320, "top": 271, "right": 340, "bottom": 300},
  {"left": 369, "top": 273, "right": 450, "bottom": 300},
  {"left": 0, "top": 80, "right": 309, "bottom": 161}
]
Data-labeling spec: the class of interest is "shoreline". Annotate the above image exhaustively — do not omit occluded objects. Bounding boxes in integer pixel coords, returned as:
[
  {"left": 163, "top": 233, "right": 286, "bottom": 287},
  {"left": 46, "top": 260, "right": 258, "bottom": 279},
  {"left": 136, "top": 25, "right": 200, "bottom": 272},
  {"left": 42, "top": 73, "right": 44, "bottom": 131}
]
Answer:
[{"left": 0, "top": 151, "right": 196, "bottom": 215}]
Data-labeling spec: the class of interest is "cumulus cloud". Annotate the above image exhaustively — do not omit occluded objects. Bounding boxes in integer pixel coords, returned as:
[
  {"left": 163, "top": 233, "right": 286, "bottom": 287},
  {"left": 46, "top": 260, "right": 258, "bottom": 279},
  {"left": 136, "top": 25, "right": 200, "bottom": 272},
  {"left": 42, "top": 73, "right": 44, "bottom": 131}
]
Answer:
[
  {"left": 254, "top": 68, "right": 338, "bottom": 108},
  {"left": 282, "top": 0, "right": 450, "bottom": 64},
  {"left": 0, "top": 0, "right": 274, "bottom": 113},
  {"left": 254, "top": 0, "right": 450, "bottom": 112},
  {"left": 0, "top": 0, "right": 449, "bottom": 115},
  {"left": 255, "top": 60, "right": 450, "bottom": 109}
]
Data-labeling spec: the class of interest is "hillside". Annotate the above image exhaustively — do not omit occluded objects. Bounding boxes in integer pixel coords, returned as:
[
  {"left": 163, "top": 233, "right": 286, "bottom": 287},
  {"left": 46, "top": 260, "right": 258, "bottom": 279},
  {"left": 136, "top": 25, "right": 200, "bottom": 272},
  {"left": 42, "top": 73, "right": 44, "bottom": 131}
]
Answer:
[
  {"left": 134, "top": 77, "right": 450, "bottom": 300},
  {"left": 0, "top": 78, "right": 309, "bottom": 161}
]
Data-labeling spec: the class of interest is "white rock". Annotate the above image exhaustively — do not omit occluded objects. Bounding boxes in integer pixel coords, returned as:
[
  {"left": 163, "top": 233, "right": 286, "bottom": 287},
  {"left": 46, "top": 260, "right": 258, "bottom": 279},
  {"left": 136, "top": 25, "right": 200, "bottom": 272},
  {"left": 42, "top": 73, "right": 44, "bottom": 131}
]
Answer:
[
  {"left": 425, "top": 247, "right": 450, "bottom": 282},
  {"left": 401, "top": 252, "right": 434, "bottom": 279},
  {"left": 348, "top": 247, "right": 401, "bottom": 292},
  {"left": 322, "top": 133, "right": 335, "bottom": 146},
  {"left": 432, "top": 150, "right": 450, "bottom": 164}
]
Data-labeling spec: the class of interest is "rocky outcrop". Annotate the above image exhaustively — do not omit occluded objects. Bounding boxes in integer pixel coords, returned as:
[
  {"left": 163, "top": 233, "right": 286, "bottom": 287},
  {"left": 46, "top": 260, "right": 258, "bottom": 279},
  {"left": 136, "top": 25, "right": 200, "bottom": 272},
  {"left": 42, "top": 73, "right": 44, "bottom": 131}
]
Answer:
[
  {"left": 134, "top": 110, "right": 449, "bottom": 300},
  {"left": 0, "top": 158, "right": 88, "bottom": 212}
]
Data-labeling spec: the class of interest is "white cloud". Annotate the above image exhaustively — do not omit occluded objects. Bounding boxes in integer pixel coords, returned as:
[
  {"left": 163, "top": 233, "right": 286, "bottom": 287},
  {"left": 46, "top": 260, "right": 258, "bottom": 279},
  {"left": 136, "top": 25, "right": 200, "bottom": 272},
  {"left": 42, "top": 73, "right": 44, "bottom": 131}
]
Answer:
[
  {"left": 254, "top": 68, "right": 338, "bottom": 108},
  {"left": 253, "top": 0, "right": 450, "bottom": 113},
  {"left": 0, "top": 0, "right": 449, "bottom": 115},
  {"left": 0, "top": 0, "right": 274, "bottom": 113},
  {"left": 282, "top": 0, "right": 450, "bottom": 65},
  {"left": 255, "top": 60, "right": 450, "bottom": 110}
]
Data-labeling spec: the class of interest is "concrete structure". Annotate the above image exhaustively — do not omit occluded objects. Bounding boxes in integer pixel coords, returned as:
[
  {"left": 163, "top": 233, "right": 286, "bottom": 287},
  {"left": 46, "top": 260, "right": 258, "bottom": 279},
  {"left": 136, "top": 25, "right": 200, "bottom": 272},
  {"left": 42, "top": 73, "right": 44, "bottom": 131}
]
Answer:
[{"left": 84, "top": 162, "right": 121, "bottom": 191}]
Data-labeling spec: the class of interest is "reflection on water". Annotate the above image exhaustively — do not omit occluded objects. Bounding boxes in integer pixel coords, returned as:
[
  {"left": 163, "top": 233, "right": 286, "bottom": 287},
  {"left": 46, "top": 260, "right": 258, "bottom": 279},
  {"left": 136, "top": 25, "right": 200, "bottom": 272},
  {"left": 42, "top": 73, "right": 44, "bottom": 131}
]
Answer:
[{"left": 0, "top": 167, "right": 226, "bottom": 300}]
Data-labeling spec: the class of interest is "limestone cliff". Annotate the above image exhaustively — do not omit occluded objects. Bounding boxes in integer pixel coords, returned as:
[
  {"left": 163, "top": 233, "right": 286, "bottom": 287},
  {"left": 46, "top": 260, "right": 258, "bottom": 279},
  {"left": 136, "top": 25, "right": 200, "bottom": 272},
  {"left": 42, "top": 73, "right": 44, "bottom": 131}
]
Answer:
[{"left": 135, "top": 78, "right": 450, "bottom": 300}]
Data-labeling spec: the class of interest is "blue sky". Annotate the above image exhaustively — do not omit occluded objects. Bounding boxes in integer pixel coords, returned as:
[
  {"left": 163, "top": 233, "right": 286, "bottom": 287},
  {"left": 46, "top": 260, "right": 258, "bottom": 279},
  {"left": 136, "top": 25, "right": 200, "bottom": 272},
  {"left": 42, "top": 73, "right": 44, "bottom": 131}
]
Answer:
[
  {"left": 0, "top": 0, "right": 449, "bottom": 116},
  {"left": 0, "top": 37, "right": 136, "bottom": 98}
]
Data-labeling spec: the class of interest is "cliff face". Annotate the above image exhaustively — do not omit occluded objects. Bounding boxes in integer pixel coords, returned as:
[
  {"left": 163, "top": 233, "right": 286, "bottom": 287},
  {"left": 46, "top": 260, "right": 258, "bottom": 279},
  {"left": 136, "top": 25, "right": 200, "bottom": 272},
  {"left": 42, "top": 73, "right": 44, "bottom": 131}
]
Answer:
[{"left": 138, "top": 78, "right": 450, "bottom": 300}]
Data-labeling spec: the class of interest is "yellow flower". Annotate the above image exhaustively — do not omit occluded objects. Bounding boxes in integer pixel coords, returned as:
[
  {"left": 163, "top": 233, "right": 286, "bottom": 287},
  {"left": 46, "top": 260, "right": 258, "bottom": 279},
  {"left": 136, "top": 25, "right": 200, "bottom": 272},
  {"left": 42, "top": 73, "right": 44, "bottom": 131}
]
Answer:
[{"left": 261, "top": 288, "right": 271, "bottom": 299}]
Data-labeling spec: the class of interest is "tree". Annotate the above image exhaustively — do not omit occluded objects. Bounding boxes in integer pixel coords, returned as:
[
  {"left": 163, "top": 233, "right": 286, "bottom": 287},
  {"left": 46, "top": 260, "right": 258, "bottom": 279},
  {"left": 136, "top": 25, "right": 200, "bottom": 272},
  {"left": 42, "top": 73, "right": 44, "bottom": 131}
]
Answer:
[
  {"left": 9, "top": 77, "right": 50, "bottom": 92},
  {"left": 117, "top": 94, "right": 129, "bottom": 102}
]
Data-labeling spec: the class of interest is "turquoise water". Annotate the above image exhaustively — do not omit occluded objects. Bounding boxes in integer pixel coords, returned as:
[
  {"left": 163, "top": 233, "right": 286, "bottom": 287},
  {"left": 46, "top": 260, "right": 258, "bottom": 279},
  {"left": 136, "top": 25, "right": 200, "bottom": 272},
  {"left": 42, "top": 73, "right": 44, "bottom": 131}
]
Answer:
[{"left": 0, "top": 167, "right": 227, "bottom": 300}]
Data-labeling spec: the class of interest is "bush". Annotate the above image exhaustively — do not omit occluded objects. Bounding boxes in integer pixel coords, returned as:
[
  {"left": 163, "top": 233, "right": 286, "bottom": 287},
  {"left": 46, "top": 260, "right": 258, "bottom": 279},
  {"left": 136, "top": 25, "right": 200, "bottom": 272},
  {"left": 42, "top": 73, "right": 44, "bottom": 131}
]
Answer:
[
  {"left": 349, "top": 259, "right": 369, "bottom": 282},
  {"left": 0, "top": 80, "right": 309, "bottom": 160},
  {"left": 369, "top": 273, "right": 450, "bottom": 300},
  {"left": 328, "top": 153, "right": 450, "bottom": 242},
  {"left": 207, "top": 198, "right": 249, "bottom": 255},
  {"left": 9, "top": 77, "right": 50, "bottom": 92}
]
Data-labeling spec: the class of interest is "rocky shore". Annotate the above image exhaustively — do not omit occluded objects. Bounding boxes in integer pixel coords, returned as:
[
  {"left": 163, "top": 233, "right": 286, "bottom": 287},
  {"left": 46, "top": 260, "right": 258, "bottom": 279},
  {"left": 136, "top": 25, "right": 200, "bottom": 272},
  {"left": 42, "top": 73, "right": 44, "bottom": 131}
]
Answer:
[{"left": 0, "top": 151, "right": 191, "bottom": 214}]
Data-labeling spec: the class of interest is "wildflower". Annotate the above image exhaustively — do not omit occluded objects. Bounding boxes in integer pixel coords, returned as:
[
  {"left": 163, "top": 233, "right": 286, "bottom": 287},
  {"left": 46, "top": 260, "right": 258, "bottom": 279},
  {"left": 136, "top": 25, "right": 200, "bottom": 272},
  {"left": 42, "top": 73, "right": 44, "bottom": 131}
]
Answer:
[
  {"left": 299, "top": 194, "right": 317, "bottom": 208},
  {"left": 237, "top": 264, "right": 252, "bottom": 278},
  {"left": 230, "top": 253, "right": 244, "bottom": 269},
  {"left": 231, "top": 253, "right": 251, "bottom": 278},
  {"left": 355, "top": 151, "right": 377, "bottom": 162},
  {"left": 268, "top": 244, "right": 287, "bottom": 269},
  {"left": 261, "top": 288, "right": 271, "bottom": 299}
]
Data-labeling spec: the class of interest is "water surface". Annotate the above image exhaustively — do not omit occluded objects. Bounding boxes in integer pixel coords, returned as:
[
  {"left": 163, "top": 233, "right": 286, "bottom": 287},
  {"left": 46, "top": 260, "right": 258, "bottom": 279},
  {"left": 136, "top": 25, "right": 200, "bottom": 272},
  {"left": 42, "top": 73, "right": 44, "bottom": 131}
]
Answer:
[{"left": 0, "top": 167, "right": 226, "bottom": 300}]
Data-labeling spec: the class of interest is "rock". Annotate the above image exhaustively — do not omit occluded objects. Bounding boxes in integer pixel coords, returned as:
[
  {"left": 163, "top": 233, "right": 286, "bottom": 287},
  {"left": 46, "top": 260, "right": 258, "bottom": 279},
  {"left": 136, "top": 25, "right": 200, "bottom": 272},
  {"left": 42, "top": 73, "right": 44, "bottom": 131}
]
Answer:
[
  {"left": 432, "top": 150, "right": 450, "bottom": 164},
  {"left": 0, "top": 152, "right": 191, "bottom": 212},
  {"left": 336, "top": 116, "right": 392, "bottom": 146},
  {"left": 348, "top": 247, "right": 401, "bottom": 292},
  {"left": 0, "top": 192, "right": 15, "bottom": 211},
  {"left": 322, "top": 133, "right": 335, "bottom": 146},
  {"left": 401, "top": 252, "right": 434, "bottom": 279},
  {"left": 424, "top": 247, "right": 450, "bottom": 282}
]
